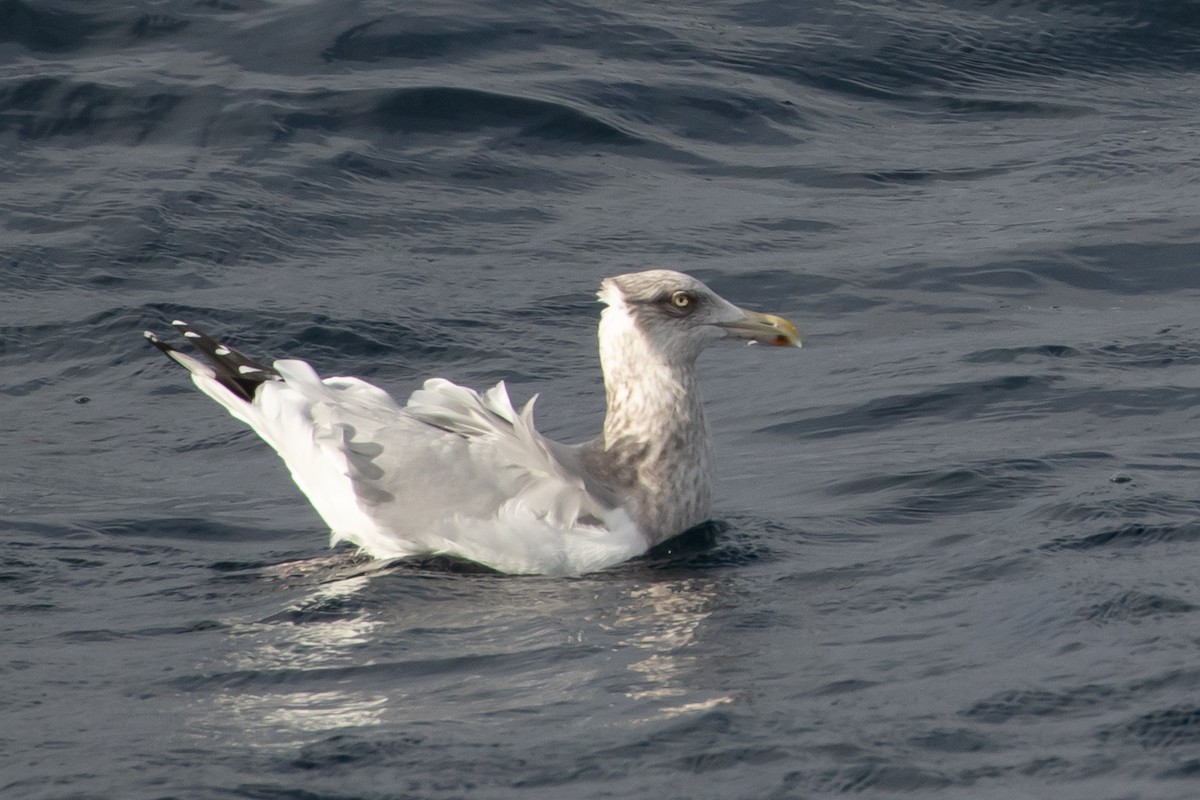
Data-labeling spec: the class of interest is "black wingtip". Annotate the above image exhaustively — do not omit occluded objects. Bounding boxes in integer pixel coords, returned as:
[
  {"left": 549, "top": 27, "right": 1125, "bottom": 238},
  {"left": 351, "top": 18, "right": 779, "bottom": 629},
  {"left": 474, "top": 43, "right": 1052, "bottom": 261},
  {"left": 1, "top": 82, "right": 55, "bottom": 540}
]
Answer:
[
  {"left": 146, "top": 323, "right": 281, "bottom": 402},
  {"left": 144, "top": 329, "right": 176, "bottom": 357}
]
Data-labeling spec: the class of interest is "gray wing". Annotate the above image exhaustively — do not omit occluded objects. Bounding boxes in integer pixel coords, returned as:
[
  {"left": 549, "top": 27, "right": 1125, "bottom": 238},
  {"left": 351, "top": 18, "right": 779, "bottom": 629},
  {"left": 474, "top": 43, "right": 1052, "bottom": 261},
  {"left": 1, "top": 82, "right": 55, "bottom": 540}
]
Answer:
[{"left": 245, "top": 365, "right": 645, "bottom": 574}]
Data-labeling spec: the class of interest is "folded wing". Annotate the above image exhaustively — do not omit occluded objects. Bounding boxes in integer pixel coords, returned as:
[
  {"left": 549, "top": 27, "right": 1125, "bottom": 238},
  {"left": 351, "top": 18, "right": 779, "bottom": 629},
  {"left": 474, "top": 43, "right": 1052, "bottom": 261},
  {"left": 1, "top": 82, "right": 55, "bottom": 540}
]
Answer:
[{"left": 151, "top": 326, "right": 645, "bottom": 575}]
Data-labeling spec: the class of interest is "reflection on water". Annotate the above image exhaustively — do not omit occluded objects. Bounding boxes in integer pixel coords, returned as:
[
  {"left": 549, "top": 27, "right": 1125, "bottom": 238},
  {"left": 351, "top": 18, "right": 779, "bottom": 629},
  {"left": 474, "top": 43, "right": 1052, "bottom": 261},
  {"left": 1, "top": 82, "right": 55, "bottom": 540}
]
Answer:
[
  {"left": 188, "top": 565, "right": 741, "bottom": 747},
  {"left": 192, "top": 573, "right": 391, "bottom": 747},
  {"left": 601, "top": 577, "right": 738, "bottom": 719},
  {"left": 210, "top": 690, "right": 389, "bottom": 739},
  {"left": 235, "top": 574, "right": 379, "bottom": 669}
]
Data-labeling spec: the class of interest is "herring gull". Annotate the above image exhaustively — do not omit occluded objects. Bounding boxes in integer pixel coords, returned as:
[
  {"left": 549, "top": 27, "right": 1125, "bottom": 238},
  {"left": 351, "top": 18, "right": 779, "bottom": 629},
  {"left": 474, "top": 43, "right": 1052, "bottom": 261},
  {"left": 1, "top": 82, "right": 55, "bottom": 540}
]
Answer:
[{"left": 144, "top": 270, "right": 801, "bottom": 575}]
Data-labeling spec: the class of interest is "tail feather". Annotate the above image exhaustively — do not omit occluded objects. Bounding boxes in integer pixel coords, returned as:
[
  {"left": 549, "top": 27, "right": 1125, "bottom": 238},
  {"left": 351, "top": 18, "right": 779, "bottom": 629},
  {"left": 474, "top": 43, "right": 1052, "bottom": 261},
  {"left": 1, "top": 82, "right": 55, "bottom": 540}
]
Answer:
[{"left": 144, "top": 322, "right": 280, "bottom": 402}]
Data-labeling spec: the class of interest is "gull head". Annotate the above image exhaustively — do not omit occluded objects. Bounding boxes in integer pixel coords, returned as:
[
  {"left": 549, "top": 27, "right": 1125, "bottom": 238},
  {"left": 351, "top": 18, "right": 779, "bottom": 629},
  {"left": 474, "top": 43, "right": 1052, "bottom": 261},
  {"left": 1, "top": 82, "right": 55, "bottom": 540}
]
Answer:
[{"left": 599, "top": 269, "right": 801, "bottom": 364}]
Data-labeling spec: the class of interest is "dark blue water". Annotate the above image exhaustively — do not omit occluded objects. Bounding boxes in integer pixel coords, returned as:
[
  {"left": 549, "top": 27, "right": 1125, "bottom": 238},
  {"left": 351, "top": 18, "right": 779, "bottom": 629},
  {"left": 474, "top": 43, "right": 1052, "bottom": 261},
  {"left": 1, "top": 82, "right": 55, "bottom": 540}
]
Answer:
[{"left": 4, "top": 1, "right": 1200, "bottom": 797}]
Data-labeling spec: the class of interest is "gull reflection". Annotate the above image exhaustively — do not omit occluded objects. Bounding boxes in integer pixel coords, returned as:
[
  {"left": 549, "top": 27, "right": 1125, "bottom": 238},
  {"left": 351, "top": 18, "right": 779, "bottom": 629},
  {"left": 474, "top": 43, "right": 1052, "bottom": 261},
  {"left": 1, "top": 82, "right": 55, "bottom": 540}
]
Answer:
[
  {"left": 600, "top": 577, "right": 737, "bottom": 719},
  {"left": 188, "top": 558, "right": 741, "bottom": 744},
  {"left": 196, "top": 569, "right": 389, "bottom": 747},
  {"left": 210, "top": 689, "right": 389, "bottom": 739}
]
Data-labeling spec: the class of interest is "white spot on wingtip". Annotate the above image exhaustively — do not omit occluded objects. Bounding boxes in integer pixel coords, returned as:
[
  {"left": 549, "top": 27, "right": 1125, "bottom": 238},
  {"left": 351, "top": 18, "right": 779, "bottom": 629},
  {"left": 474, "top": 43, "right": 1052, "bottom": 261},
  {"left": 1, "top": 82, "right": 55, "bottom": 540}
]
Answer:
[
  {"left": 143, "top": 331, "right": 158, "bottom": 340},
  {"left": 183, "top": 331, "right": 200, "bottom": 338},
  {"left": 215, "top": 346, "right": 231, "bottom": 356},
  {"left": 171, "top": 320, "right": 187, "bottom": 326},
  {"left": 237, "top": 365, "right": 261, "bottom": 374}
]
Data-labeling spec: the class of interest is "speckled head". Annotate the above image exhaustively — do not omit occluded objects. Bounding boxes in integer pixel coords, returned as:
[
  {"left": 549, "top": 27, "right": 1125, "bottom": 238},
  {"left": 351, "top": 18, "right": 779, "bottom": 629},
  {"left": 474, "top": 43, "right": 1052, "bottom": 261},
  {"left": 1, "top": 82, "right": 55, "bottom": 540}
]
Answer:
[{"left": 598, "top": 269, "right": 801, "bottom": 364}]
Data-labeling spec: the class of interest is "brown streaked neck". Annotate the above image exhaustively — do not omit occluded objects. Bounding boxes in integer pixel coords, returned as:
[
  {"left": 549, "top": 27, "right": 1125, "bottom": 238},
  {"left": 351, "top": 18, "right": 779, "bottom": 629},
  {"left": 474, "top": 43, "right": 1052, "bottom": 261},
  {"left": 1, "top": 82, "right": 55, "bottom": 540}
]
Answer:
[{"left": 593, "top": 301, "right": 714, "bottom": 543}]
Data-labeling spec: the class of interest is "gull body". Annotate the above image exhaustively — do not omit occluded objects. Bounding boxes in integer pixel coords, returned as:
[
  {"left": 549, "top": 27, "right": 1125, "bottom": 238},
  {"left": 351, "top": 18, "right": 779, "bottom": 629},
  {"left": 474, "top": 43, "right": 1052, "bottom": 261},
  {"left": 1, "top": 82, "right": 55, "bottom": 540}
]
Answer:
[{"left": 146, "top": 270, "right": 800, "bottom": 575}]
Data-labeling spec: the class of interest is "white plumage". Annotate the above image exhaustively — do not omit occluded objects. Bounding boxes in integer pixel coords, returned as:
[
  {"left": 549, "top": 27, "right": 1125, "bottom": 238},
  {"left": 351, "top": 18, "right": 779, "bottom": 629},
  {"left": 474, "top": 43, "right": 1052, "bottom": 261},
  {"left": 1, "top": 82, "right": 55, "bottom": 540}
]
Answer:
[{"left": 146, "top": 270, "right": 800, "bottom": 575}]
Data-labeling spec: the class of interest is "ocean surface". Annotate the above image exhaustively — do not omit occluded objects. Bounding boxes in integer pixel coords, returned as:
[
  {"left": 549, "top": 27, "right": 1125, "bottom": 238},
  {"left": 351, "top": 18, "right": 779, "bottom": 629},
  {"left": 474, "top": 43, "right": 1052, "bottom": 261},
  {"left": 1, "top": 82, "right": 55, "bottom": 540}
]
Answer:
[{"left": 4, "top": 1, "right": 1200, "bottom": 797}]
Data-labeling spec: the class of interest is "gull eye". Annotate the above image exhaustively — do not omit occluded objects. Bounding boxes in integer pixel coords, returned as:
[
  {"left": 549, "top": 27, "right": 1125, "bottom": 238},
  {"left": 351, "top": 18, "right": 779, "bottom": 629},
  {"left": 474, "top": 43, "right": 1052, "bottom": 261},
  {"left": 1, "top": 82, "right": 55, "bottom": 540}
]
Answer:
[{"left": 670, "top": 290, "right": 694, "bottom": 310}]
